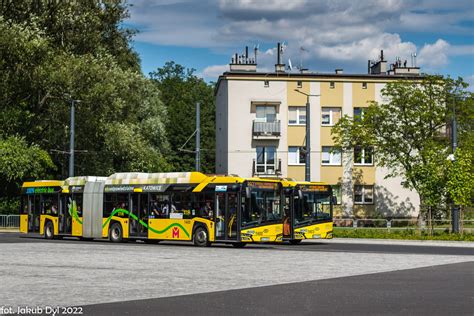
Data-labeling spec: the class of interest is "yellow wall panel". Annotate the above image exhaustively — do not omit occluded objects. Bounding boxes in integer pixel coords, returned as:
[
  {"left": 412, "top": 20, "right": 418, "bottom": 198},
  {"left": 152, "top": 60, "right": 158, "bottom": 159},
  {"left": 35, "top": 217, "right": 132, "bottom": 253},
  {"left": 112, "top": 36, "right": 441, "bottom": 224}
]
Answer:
[
  {"left": 287, "top": 165, "right": 305, "bottom": 181},
  {"left": 287, "top": 126, "right": 306, "bottom": 146},
  {"left": 320, "top": 81, "right": 343, "bottom": 107},
  {"left": 352, "top": 166, "right": 375, "bottom": 184},
  {"left": 352, "top": 82, "right": 375, "bottom": 107},
  {"left": 320, "top": 166, "right": 343, "bottom": 184},
  {"left": 287, "top": 81, "right": 310, "bottom": 105}
]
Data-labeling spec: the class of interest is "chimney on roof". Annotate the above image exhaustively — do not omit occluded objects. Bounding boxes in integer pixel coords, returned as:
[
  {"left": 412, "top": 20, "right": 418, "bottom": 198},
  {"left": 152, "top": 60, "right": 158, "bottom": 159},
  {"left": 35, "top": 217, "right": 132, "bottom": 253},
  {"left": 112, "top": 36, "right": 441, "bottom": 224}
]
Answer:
[
  {"left": 335, "top": 69, "right": 343, "bottom": 74},
  {"left": 275, "top": 42, "right": 286, "bottom": 73},
  {"left": 369, "top": 49, "right": 388, "bottom": 75}
]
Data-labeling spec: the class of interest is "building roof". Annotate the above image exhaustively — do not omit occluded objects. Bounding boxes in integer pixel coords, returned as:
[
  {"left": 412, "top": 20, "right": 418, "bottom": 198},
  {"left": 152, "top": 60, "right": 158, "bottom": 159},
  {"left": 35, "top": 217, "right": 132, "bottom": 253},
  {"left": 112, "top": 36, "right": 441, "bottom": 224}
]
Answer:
[{"left": 215, "top": 70, "right": 424, "bottom": 95}]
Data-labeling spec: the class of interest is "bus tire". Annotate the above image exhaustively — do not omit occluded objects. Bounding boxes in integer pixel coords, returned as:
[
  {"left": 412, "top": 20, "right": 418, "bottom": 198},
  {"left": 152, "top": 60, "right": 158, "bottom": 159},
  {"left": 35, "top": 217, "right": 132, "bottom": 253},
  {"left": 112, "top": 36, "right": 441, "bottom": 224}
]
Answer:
[
  {"left": 289, "top": 239, "right": 302, "bottom": 245},
  {"left": 44, "top": 221, "right": 54, "bottom": 240},
  {"left": 193, "top": 226, "right": 210, "bottom": 247},
  {"left": 109, "top": 222, "right": 123, "bottom": 243},
  {"left": 232, "top": 242, "right": 247, "bottom": 248}
]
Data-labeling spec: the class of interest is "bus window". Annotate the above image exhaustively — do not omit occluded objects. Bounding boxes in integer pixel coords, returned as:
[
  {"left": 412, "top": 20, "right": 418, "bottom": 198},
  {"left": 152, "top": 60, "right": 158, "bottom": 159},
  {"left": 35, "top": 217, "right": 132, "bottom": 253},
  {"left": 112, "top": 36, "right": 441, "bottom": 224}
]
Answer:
[
  {"left": 244, "top": 189, "right": 281, "bottom": 227},
  {"left": 195, "top": 193, "right": 214, "bottom": 219},
  {"left": 104, "top": 193, "right": 129, "bottom": 218},
  {"left": 149, "top": 194, "right": 171, "bottom": 218},
  {"left": 41, "top": 195, "right": 58, "bottom": 216},
  {"left": 72, "top": 194, "right": 83, "bottom": 217},
  {"left": 172, "top": 193, "right": 192, "bottom": 219}
]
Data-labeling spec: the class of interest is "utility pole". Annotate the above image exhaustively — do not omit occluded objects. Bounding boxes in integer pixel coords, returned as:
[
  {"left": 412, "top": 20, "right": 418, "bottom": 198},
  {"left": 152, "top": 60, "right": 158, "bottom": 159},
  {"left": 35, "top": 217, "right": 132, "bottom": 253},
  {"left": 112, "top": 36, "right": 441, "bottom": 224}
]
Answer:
[
  {"left": 294, "top": 89, "right": 320, "bottom": 181},
  {"left": 451, "top": 101, "right": 459, "bottom": 233},
  {"left": 195, "top": 102, "right": 201, "bottom": 172},
  {"left": 67, "top": 97, "right": 81, "bottom": 177}
]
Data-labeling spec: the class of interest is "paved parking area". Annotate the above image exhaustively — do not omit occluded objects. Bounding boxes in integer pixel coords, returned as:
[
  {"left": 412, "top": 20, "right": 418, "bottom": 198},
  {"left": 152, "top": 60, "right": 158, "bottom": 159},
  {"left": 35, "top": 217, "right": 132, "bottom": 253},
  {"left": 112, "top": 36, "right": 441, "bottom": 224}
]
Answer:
[{"left": 0, "top": 235, "right": 472, "bottom": 311}]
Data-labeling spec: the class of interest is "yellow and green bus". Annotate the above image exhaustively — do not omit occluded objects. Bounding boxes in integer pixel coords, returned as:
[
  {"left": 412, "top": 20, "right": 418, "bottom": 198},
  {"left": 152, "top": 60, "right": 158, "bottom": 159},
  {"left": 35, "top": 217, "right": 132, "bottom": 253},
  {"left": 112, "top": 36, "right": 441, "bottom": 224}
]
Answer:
[
  {"left": 20, "top": 172, "right": 284, "bottom": 247},
  {"left": 281, "top": 180, "right": 334, "bottom": 244}
]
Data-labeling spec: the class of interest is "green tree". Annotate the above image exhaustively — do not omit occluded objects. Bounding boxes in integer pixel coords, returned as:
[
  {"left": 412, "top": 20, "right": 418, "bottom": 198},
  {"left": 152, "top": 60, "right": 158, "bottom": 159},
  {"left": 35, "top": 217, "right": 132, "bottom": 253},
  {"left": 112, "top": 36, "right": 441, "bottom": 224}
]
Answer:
[
  {"left": 0, "top": 1, "right": 170, "bottom": 212},
  {"left": 150, "top": 61, "right": 215, "bottom": 173},
  {"left": 332, "top": 75, "right": 473, "bottom": 222}
]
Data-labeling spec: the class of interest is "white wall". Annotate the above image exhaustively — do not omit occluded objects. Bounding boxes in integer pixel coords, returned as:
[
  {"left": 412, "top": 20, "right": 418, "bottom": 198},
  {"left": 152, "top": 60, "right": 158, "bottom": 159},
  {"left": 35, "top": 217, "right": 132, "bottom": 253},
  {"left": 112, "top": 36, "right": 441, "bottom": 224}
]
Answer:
[{"left": 226, "top": 80, "right": 287, "bottom": 177}]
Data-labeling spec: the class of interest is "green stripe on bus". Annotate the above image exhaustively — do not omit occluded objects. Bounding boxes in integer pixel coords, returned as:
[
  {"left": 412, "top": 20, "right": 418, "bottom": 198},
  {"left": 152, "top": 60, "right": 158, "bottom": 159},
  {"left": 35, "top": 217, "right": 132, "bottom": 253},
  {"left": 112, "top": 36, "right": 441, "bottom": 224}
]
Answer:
[{"left": 102, "top": 208, "right": 190, "bottom": 238}]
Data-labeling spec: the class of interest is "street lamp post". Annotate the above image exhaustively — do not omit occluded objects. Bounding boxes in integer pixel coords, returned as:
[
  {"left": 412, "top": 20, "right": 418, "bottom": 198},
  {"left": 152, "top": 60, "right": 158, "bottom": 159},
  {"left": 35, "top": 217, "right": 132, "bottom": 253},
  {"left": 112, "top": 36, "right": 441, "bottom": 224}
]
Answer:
[
  {"left": 66, "top": 96, "right": 81, "bottom": 177},
  {"left": 294, "top": 89, "right": 320, "bottom": 181},
  {"left": 451, "top": 100, "right": 459, "bottom": 233}
]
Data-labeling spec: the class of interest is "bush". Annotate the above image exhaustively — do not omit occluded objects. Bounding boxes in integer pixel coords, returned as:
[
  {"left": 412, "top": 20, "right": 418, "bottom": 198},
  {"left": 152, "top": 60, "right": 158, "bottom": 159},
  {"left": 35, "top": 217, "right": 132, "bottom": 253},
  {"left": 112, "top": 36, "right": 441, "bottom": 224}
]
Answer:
[{"left": 333, "top": 227, "right": 474, "bottom": 241}]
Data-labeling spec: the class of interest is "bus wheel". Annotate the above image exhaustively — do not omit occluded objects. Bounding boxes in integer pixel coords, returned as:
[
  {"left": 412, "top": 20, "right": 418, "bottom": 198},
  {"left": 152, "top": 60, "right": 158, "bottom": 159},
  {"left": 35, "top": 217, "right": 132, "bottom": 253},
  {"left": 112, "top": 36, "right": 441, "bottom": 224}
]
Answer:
[
  {"left": 232, "top": 242, "right": 247, "bottom": 248},
  {"left": 193, "top": 226, "right": 210, "bottom": 247},
  {"left": 44, "top": 221, "right": 54, "bottom": 240},
  {"left": 289, "top": 239, "right": 302, "bottom": 245},
  {"left": 109, "top": 223, "right": 123, "bottom": 243}
]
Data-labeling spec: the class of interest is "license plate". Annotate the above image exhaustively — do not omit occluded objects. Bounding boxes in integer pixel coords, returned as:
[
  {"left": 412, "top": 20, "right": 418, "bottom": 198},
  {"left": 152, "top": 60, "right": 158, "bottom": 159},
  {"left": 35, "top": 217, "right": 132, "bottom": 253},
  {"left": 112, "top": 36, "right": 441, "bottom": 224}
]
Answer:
[
  {"left": 312, "top": 234, "right": 321, "bottom": 239},
  {"left": 261, "top": 237, "right": 270, "bottom": 241}
]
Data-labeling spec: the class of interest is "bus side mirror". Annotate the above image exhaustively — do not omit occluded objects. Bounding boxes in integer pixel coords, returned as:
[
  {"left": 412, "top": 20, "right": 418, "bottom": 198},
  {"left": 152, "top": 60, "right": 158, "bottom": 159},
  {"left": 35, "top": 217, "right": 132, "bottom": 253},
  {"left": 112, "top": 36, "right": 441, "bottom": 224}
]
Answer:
[
  {"left": 331, "top": 196, "right": 337, "bottom": 205},
  {"left": 245, "top": 187, "right": 251, "bottom": 199}
]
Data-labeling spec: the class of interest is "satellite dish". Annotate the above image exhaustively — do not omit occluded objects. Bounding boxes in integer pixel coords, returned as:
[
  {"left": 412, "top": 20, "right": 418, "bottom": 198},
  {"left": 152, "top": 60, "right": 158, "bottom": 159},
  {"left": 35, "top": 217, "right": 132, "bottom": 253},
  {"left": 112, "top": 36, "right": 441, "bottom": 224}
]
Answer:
[{"left": 288, "top": 58, "right": 293, "bottom": 71}]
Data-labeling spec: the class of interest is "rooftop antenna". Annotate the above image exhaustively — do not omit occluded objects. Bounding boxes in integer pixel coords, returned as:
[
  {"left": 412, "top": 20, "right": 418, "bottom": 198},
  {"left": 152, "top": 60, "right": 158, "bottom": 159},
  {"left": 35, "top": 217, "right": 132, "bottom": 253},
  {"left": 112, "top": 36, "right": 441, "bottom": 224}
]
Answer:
[{"left": 288, "top": 58, "right": 293, "bottom": 71}]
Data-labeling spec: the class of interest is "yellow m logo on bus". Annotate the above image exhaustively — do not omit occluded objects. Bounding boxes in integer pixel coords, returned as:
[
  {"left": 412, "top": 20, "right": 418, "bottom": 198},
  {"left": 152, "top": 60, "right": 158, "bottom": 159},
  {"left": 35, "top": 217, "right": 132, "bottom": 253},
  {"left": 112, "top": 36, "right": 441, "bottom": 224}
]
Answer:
[{"left": 172, "top": 226, "right": 180, "bottom": 238}]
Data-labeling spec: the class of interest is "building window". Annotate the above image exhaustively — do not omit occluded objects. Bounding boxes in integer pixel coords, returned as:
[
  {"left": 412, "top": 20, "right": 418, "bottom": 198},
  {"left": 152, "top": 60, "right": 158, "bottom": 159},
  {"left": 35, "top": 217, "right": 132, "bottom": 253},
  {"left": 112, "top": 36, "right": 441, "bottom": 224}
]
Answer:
[
  {"left": 362, "top": 82, "right": 367, "bottom": 89},
  {"left": 288, "top": 107, "right": 306, "bottom": 125},
  {"left": 354, "top": 146, "right": 373, "bottom": 165},
  {"left": 330, "top": 81, "right": 335, "bottom": 89},
  {"left": 321, "top": 107, "right": 342, "bottom": 126},
  {"left": 256, "top": 105, "right": 276, "bottom": 123},
  {"left": 256, "top": 146, "right": 277, "bottom": 174},
  {"left": 354, "top": 185, "right": 374, "bottom": 204},
  {"left": 297, "top": 81, "right": 302, "bottom": 88},
  {"left": 264, "top": 80, "right": 269, "bottom": 87},
  {"left": 353, "top": 107, "right": 366, "bottom": 121},
  {"left": 288, "top": 146, "right": 306, "bottom": 165},
  {"left": 321, "top": 146, "right": 341, "bottom": 165}
]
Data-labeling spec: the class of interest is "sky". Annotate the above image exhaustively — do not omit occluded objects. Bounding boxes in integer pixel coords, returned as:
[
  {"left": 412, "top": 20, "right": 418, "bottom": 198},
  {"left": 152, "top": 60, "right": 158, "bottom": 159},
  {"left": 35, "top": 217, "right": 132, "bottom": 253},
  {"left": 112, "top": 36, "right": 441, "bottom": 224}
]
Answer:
[{"left": 125, "top": 0, "right": 474, "bottom": 87}]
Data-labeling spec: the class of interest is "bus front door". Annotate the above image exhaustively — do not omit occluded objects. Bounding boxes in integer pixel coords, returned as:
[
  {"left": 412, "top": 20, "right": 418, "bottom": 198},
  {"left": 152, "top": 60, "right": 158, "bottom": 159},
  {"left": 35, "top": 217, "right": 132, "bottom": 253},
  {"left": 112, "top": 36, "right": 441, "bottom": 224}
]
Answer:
[{"left": 215, "top": 192, "right": 238, "bottom": 241}]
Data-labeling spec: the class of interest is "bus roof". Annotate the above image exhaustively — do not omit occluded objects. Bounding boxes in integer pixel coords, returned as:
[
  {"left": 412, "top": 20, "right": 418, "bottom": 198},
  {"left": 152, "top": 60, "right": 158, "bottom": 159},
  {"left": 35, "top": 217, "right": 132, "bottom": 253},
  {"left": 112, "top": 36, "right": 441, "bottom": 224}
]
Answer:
[
  {"left": 106, "top": 172, "right": 210, "bottom": 185},
  {"left": 64, "top": 176, "right": 107, "bottom": 186},
  {"left": 22, "top": 180, "right": 63, "bottom": 188}
]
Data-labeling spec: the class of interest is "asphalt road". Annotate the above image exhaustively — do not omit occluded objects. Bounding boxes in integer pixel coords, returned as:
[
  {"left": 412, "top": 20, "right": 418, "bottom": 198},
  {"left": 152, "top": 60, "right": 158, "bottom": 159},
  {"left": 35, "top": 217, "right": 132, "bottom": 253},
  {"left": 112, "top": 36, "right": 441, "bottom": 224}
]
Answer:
[
  {"left": 84, "top": 261, "right": 474, "bottom": 316},
  {"left": 0, "top": 233, "right": 472, "bottom": 315},
  {"left": 1, "top": 232, "right": 473, "bottom": 256}
]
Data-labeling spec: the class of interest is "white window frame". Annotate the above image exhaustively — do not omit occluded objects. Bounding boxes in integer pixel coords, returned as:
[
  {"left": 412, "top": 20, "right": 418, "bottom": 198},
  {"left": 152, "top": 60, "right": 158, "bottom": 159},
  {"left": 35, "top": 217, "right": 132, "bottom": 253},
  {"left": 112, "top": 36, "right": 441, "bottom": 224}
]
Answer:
[
  {"left": 354, "top": 146, "right": 374, "bottom": 166},
  {"left": 321, "top": 146, "right": 342, "bottom": 166},
  {"left": 362, "top": 82, "right": 367, "bottom": 89},
  {"left": 354, "top": 185, "right": 374, "bottom": 204},
  {"left": 288, "top": 106, "right": 306, "bottom": 125},
  {"left": 321, "top": 107, "right": 342, "bottom": 126},
  {"left": 288, "top": 146, "right": 306, "bottom": 165},
  {"left": 255, "top": 105, "right": 276, "bottom": 123},
  {"left": 330, "top": 81, "right": 335, "bottom": 89},
  {"left": 256, "top": 146, "right": 277, "bottom": 174},
  {"left": 331, "top": 185, "right": 342, "bottom": 205}
]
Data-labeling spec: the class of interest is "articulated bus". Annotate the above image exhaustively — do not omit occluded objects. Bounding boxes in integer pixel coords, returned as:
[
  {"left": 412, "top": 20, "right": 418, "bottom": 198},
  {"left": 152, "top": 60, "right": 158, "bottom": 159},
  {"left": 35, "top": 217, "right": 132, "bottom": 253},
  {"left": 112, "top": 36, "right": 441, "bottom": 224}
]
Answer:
[
  {"left": 20, "top": 172, "right": 284, "bottom": 247},
  {"left": 281, "top": 180, "right": 335, "bottom": 244}
]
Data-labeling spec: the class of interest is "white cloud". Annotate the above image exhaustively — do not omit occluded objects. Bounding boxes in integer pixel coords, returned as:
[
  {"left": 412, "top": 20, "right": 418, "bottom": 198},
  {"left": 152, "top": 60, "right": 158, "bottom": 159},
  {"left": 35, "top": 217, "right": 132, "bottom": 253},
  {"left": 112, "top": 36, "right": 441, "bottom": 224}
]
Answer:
[
  {"left": 127, "top": 0, "right": 474, "bottom": 75},
  {"left": 201, "top": 64, "right": 229, "bottom": 79},
  {"left": 418, "top": 39, "right": 450, "bottom": 68}
]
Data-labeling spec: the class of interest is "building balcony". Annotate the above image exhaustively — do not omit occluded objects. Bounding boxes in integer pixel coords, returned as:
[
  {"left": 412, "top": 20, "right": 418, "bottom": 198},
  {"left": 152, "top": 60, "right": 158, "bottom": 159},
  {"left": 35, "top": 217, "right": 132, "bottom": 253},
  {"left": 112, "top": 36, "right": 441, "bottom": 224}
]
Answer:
[
  {"left": 252, "top": 159, "right": 282, "bottom": 177},
  {"left": 252, "top": 120, "right": 281, "bottom": 139}
]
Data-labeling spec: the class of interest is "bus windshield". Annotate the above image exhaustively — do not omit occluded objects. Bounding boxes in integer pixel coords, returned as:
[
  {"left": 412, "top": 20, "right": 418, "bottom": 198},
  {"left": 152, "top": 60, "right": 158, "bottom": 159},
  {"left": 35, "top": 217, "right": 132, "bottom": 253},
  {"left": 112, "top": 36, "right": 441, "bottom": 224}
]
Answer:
[
  {"left": 242, "top": 186, "right": 281, "bottom": 228},
  {"left": 295, "top": 191, "right": 332, "bottom": 225}
]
